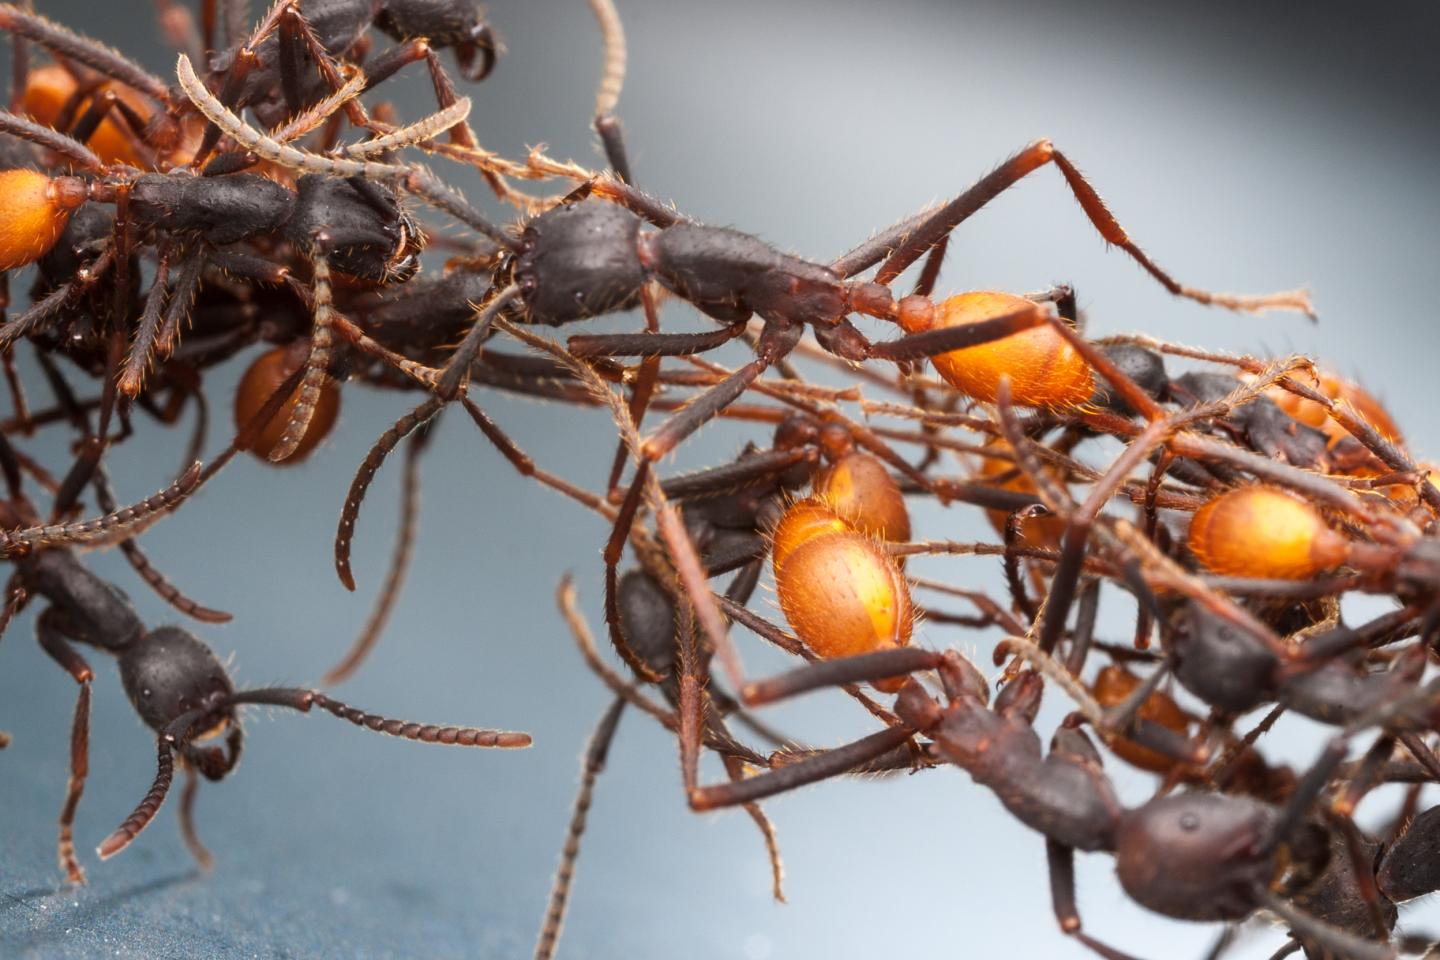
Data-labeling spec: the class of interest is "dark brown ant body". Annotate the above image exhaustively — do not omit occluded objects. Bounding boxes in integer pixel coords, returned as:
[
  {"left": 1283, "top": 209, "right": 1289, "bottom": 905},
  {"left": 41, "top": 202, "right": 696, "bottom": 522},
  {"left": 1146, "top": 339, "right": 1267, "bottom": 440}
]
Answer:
[
  {"left": 0, "top": 432, "right": 529, "bottom": 885},
  {"left": 717, "top": 647, "right": 1400, "bottom": 960}
]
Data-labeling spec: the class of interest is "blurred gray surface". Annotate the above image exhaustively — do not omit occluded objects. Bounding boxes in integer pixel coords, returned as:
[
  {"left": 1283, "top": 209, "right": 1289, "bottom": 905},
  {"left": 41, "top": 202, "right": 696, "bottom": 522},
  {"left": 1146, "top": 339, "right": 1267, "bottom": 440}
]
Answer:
[{"left": 1, "top": 1, "right": 1439, "bottom": 958}]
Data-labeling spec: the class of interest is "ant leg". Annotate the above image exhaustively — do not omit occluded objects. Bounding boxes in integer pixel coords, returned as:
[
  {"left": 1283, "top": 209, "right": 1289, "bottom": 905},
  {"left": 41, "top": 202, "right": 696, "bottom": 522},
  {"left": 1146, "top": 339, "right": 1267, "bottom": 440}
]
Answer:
[
  {"left": 721, "top": 752, "right": 787, "bottom": 902},
  {"left": 0, "top": 107, "right": 103, "bottom": 168},
  {"left": 875, "top": 140, "right": 1314, "bottom": 317},
  {"left": 568, "top": 320, "right": 749, "bottom": 360},
  {"left": 434, "top": 284, "right": 522, "bottom": 400},
  {"left": 1256, "top": 891, "right": 1397, "bottom": 960},
  {"left": 155, "top": 248, "right": 205, "bottom": 357},
  {"left": 92, "top": 465, "right": 230, "bottom": 623},
  {"left": 6, "top": 0, "right": 28, "bottom": 110},
  {"left": 323, "top": 419, "right": 433, "bottom": 685},
  {"left": 603, "top": 285, "right": 662, "bottom": 497},
  {"left": 688, "top": 724, "right": 914, "bottom": 810},
  {"left": 37, "top": 610, "right": 95, "bottom": 884},
  {"left": 860, "top": 305, "right": 1048, "bottom": 363},
  {"left": 640, "top": 323, "right": 804, "bottom": 460},
  {"left": 1047, "top": 839, "right": 1147, "bottom": 960},
  {"left": 603, "top": 463, "right": 666, "bottom": 682},
  {"left": 335, "top": 397, "right": 444, "bottom": 590},
  {"left": 117, "top": 243, "right": 172, "bottom": 396},
  {"left": 534, "top": 695, "right": 625, "bottom": 960},
  {"left": 0, "top": 6, "right": 171, "bottom": 104},
  {"left": 829, "top": 208, "right": 934, "bottom": 278},
  {"left": 743, "top": 648, "right": 943, "bottom": 707},
  {"left": 176, "top": 765, "right": 214, "bottom": 871}
]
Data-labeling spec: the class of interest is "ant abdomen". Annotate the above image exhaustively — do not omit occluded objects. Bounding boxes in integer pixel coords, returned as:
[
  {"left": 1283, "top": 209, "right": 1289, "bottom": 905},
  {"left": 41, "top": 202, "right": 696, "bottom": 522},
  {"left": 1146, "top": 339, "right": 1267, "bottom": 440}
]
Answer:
[
  {"left": 616, "top": 569, "right": 678, "bottom": 681},
  {"left": 771, "top": 498, "right": 913, "bottom": 689},
  {"left": 515, "top": 199, "right": 646, "bottom": 325},
  {"left": 812, "top": 451, "right": 912, "bottom": 544},
  {"left": 0, "top": 168, "right": 85, "bottom": 270},
  {"left": 234, "top": 344, "right": 342, "bottom": 464},
  {"left": 899, "top": 291, "right": 1092, "bottom": 407},
  {"left": 1187, "top": 486, "right": 1350, "bottom": 580}
]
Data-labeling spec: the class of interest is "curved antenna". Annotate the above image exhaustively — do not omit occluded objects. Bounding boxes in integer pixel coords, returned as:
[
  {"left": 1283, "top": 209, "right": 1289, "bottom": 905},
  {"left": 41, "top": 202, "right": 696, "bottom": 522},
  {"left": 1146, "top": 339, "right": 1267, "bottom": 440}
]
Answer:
[{"left": 224, "top": 688, "right": 532, "bottom": 748}]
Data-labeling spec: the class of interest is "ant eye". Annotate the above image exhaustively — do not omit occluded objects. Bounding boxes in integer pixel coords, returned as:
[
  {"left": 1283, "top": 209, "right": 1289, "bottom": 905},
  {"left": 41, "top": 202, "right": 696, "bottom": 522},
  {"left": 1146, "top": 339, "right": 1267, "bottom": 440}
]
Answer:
[{"left": 1180, "top": 813, "right": 1200, "bottom": 831}]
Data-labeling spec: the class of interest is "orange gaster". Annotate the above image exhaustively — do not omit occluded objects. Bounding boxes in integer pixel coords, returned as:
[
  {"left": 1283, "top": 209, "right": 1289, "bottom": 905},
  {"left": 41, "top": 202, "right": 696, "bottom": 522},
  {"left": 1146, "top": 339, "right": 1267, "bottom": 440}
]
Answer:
[
  {"left": 234, "top": 344, "right": 341, "bottom": 464},
  {"left": 22, "top": 65, "right": 149, "bottom": 168},
  {"left": 1187, "top": 486, "right": 1349, "bottom": 580},
  {"left": 1269, "top": 370, "right": 1402, "bottom": 448},
  {"left": 812, "top": 451, "right": 912, "bottom": 543},
  {"left": 1091, "top": 665, "right": 1193, "bottom": 774},
  {"left": 896, "top": 291, "right": 1092, "bottom": 407},
  {"left": 0, "top": 169, "right": 85, "bottom": 270},
  {"left": 771, "top": 498, "right": 913, "bottom": 692},
  {"left": 976, "top": 441, "right": 1065, "bottom": 549}
]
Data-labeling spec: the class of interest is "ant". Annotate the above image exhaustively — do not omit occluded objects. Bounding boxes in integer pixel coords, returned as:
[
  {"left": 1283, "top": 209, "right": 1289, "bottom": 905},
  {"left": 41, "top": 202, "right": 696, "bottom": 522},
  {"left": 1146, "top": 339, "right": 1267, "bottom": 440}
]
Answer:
[
  {"left": 0, "top": 0, "right": 495, "bottom": 170},
  {"left": 485, "top": 128, "right": 1314, "bottom": 479},
  {"left": 716, "top": 645, "right": 1409, "bottom": 960},
  {"left": 0, "top": 431, "right": 529, "bottom": 885}
]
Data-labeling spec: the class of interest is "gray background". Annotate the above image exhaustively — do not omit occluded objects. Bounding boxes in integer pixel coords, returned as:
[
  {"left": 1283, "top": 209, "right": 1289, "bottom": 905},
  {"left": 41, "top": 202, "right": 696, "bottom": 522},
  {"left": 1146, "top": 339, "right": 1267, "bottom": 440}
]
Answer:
[{"left": 2, "top": 1, "right": 1439, "bottom": 957}]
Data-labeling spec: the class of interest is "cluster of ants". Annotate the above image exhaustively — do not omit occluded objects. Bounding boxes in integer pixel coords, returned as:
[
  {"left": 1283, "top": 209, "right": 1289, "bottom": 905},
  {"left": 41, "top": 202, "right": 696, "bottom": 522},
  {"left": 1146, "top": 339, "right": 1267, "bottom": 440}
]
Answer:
[{"left": 0, "top": 1, "right": 1436, "bottom": 958}]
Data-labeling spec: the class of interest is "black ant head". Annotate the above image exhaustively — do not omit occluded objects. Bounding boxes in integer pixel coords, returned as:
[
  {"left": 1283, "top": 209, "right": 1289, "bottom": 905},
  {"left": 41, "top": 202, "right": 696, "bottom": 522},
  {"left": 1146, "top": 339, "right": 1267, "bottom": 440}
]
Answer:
[
  {"left": 1168, "top": 603, "right": 1276, "bottom": 715},
  {"left": 291, "top": 177, "right": 424, "bottom": 284},
  {"left": 514, "top": 199, "right": 645, "bottom": 325},
  {"left": 377, "top": 0, "right": 499, "bottom": 80},
  {"left": 1116, "top": 793, "right": 1283, "bottom": 922},
  {"left": 118, "top": 627, "right": 236, "bottom": 737}
]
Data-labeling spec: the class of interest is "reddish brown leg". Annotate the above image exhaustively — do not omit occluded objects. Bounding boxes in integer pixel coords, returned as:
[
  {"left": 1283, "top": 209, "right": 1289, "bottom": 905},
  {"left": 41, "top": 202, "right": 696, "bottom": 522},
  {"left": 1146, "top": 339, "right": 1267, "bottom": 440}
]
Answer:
[
  {"left": 875, "top": 140, "right": 1313, "bottom": 317},
  {"left": 603, "top": 463, "right": 665, "bottom": 682},
  {"left": 324, "top": 419, "right": 432, "bottom": 684},
  {"left": 603, "top": 284, "right": 662, "bottom": 497},
  {"left": 38, "top": 612, "right": 95, "bottom": 884},
  {"left": 640, "top": 324, "right": 802, "bottom": 461},
  {"left": 689, "top": 726, "right": 913, "bottom": 810},
  {"left": 177, "top": 765, "right": 214, "bottom": 871},
  {"left": 721, "top": 752, "right": 786, "bottom": 902},
  {"left": 118, "top": 243, "right": 172, "bottom": 396},
  {"left": 93, "top": 464, "right": 231, "bottom": 623},
  {"left": 335, "top": 397, "right": 444, "bottom": 590},
  {"left": 1047, "top": 839, "right": 1148, "bottom": 960},
  {"left": 533, "top": 695, "right": 625, "bottom": 960}
]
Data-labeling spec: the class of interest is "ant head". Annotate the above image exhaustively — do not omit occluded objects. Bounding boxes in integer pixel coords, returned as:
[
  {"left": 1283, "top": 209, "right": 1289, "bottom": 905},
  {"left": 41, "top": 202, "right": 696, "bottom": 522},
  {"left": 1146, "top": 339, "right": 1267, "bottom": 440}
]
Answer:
[
  {"left": 376, "top": 1, "right": 499, "bottom": 81},
  {"left": 514, "top": 199, "right": 645, "bottom": 325},
  {"left": 1168, "top": 603, "right": 1276, "bottom": 715},
  {"left": 118, "top": 627, "right": 236, "bottom": 737},
  {"left": 293, "top": 177, "right": 424, "bottom": 284},
  {"left": 1115, "top": 794, "right": 1279, "bottom": 922}
]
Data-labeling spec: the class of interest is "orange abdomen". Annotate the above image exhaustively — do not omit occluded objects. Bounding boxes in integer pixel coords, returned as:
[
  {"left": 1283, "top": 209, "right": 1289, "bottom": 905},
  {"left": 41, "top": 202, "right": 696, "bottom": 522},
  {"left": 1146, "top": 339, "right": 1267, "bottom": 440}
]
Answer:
[
  {"left": 772, "top": 499, "right": 913, "bottom": 692},
  {"left": 1092, "top": 665, "right": 1192, "bottom": 773},
  {"left": 234, "top": 345, "right": 341, "bottom": 464},
  {"left": 901, "top": 291, "right": 1093, "bottom": 408},
  {"left": 1187, "top": 487, "right": 1349, "bottom": 579},
  {"left": 812, "top": 452, "right": 911, "bottom": 543},
  {"left": 0, "top": 169, "right": 83, "bottom": 270}
]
